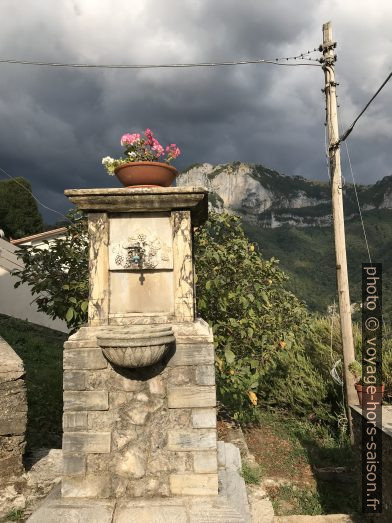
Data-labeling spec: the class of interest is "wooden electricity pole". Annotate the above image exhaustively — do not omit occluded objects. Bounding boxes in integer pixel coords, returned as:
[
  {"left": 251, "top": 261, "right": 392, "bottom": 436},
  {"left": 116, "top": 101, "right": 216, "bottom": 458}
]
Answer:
[{"left": 321, "top": 21, "right": 357, "bottom": 441}]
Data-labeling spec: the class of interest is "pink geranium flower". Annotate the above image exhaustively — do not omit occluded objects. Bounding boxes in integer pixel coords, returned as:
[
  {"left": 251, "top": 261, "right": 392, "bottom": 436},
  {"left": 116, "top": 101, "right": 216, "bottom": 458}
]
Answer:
[
  {"left": 120, "top": 133, "right": 141, "bottom": 146},
  {"left": 152, "top": 140, "right": 164, "bottom": 157},
  {"left": 144, "top": 128, "right": 154, "bottom": 146},
  {"left": 166, "top": 144, "right": 181, "bottom": 159}
]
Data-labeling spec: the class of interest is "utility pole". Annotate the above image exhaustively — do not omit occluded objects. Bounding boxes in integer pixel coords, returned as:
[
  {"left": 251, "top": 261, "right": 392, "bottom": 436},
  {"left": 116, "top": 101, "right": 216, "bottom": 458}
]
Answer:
[{"left": 321, "top": 21, "right": 357, "bottom": 442}]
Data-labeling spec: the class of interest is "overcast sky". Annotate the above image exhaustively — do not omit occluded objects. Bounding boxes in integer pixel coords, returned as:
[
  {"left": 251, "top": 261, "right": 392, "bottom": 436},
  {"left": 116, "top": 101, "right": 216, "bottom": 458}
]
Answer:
[{"left": 0, "top": 0, "right": 391, "bottom": 223}]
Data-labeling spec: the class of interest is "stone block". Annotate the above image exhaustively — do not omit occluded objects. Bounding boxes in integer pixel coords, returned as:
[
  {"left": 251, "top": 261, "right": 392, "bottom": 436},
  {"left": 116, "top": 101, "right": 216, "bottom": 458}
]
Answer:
[
  {"left": 114, "top": 503, "right": 187, "bottom": 523},
  {"left": 63, "top": 453, "right": 86, "bottom": 476},
  {"left": 116, "top": 448, "right": 146, "bottom": 478},
  {"left": 63, "top": 371, "right": 86, "bottom": 391},
  {"left": 64, "top": 348, "right": 107, "bottom": 370},
  {"left": 148, "top": 375, "right": 166, "bottom": 396},
  {"left": 196, "top": 364, "right": 215, "bottom": 385},
  {"left": 109, "top": 391, "right": 135, "bottom": 408},
  {"left": 0, "top": 448, "right": 25, "bottom": 477},
  {"left": 217, "top": 440, "right": 226, "bottom": 468},
  {"left": 168, "top": 409, "right": 191, "bottom": 428},
  {"left": 225, "top": 442, "right": 242, "bottom": 471},
  {"left": 193, "top": 450, "right": 218, "bottom": 473},
  {"left": 167, "top": 429, "right": 216, "bottom": 451},
  {"left": 63, "top": 432, "right": 111, "bottom": 453},
  {"left": 64, "top": 391, "right": 108, "bottom": 411},
  {"left": 0, "top": 412, "right": 26, "bottom": 436},
  {"left": 0, "top": 337, "right": 24, "bottom": 381},
  {"left": 168, "top": 366, "right": 195, "bottom": 386},
  {"left": 167, "top": 344, "right": 214, "bottom": 366},
  {"left": 169, "top": 473, "right": 218, "bottom": 496},
  {"left": 109, "top": 371, "right": 146, "bottom": 392},
  {"left": 188, "top": 498, "right": 247, "bottom": 522},
  {"left": 28, "top": 498, "right": 115, "bottom": 523},
  {"left": 63, "top": 412, "right": 88, "bottom": 431},
  {"left": 168, "top": 386, "right": 216, "bottom": 408},
  {"left": 88, "top": 411, "right": 120, "bottom": 430},
  {"left": 192, "top": 408, "right": 216, "bottom": 428},
  {"left": 0, "top": 387, "right": 27, "bottom": 415},
  {"left": 64, "top": 339, "right": 99, "bottom": 349},
  {"left": 62, "top": 474, "right": 111, "bottom": 498}
]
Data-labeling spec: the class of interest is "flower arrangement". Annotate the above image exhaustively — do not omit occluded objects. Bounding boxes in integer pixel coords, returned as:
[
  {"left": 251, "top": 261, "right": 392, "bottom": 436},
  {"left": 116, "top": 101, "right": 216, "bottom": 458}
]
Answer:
[{"left": 102, "top": 129, "right": 181, "bottom": 175}]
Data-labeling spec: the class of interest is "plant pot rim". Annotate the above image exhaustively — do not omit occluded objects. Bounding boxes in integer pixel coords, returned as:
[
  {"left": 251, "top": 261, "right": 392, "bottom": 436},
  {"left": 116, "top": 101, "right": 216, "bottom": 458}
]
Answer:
[{"left": 114, "top": 161, "right": 178, "bottom": 175}]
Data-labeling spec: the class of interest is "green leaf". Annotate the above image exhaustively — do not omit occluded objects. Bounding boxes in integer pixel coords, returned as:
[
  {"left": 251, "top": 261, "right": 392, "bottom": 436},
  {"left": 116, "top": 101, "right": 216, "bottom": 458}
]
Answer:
[
  {"left": 224, "top": 347, "right": 235, "bottom": 364},
  {"left": 80, "top": 301, "right": 89, "bottom": 312},
  {"left": 65, "top": 307, "right": 75, "bottom": 322}
]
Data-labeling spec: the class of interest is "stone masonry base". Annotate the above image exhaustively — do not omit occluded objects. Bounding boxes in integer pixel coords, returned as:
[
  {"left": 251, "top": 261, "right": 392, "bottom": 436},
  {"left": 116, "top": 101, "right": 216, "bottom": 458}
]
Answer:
[{"left": 28, "top": 442, "right": 250, "bottom": 522}]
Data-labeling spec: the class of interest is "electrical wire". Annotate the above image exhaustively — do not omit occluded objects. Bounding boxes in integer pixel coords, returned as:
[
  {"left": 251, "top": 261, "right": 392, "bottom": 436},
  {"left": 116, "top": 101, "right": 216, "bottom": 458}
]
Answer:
[
  {"left": 343, "top": 141, "right": 372, "bottom": 264},
  {"left": 339, "top": 71, "right": 392, "bottom": 144},
  {"left": 0, "top": 51, "right": 322, "bottom": 70},
  {"left": 0, "top": 166, "right": 71, "bottom": 223}
]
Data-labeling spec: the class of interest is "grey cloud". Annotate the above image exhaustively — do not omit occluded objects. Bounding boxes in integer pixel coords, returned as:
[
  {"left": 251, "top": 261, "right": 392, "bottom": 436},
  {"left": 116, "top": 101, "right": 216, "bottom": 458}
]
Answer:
[{"left": 0, "top": 0, "right": 390, "bottom": 222}]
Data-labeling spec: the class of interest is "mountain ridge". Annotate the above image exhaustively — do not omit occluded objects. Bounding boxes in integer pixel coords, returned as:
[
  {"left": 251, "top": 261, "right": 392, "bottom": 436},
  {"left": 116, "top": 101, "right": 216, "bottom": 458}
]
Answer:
[
  {"left": 178, "top": 163, "right": 392, "bottom": 316},
  {"left": 178, "top": 162, "right": 392, "bottom": 228}
]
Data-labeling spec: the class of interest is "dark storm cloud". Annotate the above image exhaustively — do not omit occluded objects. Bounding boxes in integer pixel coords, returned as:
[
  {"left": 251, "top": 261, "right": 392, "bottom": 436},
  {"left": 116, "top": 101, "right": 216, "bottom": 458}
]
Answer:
[{"left": 0, "top": 0, "right": 391, "bottom": 222}]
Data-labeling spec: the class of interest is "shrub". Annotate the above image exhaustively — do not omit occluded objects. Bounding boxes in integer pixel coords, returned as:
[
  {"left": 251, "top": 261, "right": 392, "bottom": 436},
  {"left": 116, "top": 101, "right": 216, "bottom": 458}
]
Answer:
[
  {"left": 194, "top": 212, "right": 310, "bottom": 421},
  {"left": 13, "top": 210, "right": 88, "bottom": 332}
]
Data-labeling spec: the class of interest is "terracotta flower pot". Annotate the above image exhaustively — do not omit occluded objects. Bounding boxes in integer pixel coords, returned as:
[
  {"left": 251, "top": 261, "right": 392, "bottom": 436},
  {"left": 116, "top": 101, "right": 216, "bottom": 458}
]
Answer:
[
  {"left": 355, "top": 383, "right": 384, "bottom": 408},
  {"left": 114, "top": 161, "right": 178, "bottom": 188}
]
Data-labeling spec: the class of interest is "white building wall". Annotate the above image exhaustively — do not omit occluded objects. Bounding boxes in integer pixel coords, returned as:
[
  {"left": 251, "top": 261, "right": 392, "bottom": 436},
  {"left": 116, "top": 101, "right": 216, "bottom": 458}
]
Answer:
[{"left": 0, "top": 238, "right": 68, "bottom": 332}]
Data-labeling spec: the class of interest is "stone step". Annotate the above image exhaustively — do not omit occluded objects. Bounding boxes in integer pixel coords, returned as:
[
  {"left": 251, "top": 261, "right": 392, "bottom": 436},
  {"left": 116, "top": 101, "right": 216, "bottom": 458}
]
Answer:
[{"left": 274, "top": 515, "right": 354, "bottom": 522}]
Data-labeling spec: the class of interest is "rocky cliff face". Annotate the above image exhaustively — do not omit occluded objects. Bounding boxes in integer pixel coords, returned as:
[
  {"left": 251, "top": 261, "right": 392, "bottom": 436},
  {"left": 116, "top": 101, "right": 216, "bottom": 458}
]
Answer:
[{"left": 177, "top": 162, "right": 392, "bottom": 228}]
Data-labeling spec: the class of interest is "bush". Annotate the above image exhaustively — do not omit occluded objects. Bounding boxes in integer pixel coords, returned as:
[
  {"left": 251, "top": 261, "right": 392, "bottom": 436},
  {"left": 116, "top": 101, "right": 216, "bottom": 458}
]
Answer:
[
  {"left": 194, "top": 212, "right": 310, "bottom": 421},
  {"left": 13, "top": 210, "right": 88, "bottom": 332}
]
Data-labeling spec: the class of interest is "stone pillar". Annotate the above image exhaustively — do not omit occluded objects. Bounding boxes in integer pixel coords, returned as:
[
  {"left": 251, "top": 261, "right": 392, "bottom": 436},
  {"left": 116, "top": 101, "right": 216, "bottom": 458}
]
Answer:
[{"left": 61, "top": 187, "right": 218, "bottom": 499}]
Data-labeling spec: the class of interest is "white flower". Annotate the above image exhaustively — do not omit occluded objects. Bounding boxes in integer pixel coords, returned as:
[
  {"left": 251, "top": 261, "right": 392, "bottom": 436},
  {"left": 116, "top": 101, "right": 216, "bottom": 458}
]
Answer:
[
  {"left": 127, "top": 152, "right": 136, "bottom": 158},
  {"left": 102, "top": 156, "right": 114, "bottom": 165}
]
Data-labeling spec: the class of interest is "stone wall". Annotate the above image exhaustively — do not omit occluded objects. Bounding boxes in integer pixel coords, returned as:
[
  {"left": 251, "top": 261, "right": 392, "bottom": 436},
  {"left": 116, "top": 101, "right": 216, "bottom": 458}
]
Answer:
[
  {"left": 351, "top": 405, "right": 392, "bottom": 520},
  {"left": 62, "top": 320, "right": 218, "bottom": 499},
  {"left": 0, "top": 336, "right": 27, "bottom": 478}
]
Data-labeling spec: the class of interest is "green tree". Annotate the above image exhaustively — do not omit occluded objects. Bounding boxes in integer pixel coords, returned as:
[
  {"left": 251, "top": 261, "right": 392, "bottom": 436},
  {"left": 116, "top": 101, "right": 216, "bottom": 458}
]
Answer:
[
  {"left": 0, "top": 178, "right": 43, "bottom": 238},
  {"left": 194, "top": 212, "right": 312, "bottom": 420},
  {"left": 13, "top": 211, "right": 88, "bottom": 332}
]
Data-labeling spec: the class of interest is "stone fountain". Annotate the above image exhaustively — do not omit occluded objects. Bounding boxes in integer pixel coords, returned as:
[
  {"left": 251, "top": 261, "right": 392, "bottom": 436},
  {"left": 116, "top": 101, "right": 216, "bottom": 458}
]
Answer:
[{"left": 29, "top": 186, "right": 250, "bottom": 522}]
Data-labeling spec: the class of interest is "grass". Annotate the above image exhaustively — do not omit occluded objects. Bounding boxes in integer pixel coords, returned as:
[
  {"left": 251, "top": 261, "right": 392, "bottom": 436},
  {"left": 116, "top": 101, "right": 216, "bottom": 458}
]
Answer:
[
  {"left": 244, "top": 410, "right": 358, "bottom": 516},
  {"left": 0, "top": 314, "right": 66, "bottom": 453},
  {"left": 3, "top": 508, "right": 24, "bottom": 522},
  {"left": 241, "top": 462, "right": 261, "bottom": 485}
]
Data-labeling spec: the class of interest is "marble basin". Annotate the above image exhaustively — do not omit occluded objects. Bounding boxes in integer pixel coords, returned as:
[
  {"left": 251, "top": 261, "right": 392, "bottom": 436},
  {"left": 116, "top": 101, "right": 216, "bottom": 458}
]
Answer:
[{"left": 97, "top": 326, "right": 175, "bottom": 368}]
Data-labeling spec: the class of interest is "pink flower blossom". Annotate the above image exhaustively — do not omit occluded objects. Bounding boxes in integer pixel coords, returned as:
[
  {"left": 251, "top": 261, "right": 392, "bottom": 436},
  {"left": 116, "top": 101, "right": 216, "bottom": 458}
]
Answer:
[
  {"left": 144, "top": 128, "right": 154, "bottom": 146},
  {"left": 152, "top": 140, "right": 164, "bottom": 157},
  {"left": 166, "top": 144, "right": 181, "bottom": 158},
  {"left": 120, "top": 133, "right": 141, "bottom": 146}
]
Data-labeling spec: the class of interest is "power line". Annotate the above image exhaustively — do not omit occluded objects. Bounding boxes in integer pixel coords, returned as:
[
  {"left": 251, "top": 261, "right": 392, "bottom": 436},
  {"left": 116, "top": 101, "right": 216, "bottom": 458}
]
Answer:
[
  {"left": 338, "top": 71, "right": 392, "bottom": 144},
  {"left": 0, "top": 51, "right": 322, "bottom": 70},
  {"left": 0, "top": 166, "right": 71, "bottom": 223}
]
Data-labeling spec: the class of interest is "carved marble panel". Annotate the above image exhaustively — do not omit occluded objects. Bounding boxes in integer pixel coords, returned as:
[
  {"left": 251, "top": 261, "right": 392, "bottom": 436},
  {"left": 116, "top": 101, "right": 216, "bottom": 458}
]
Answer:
[
  {"left": 88, "top": 213, "right": 109, "bottom": 325},
  {"left": 109, "top": 213, "right": 173, "bottom": 271},
  {"left": 171, "top": 211, "right": 194, "bottom": 322}
]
